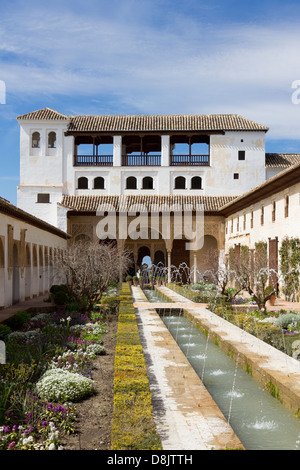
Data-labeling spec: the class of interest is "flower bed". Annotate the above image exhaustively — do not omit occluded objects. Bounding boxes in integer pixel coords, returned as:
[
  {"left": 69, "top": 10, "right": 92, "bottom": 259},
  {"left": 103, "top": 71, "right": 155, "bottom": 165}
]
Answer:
[
  {"left": 0, "top": 302, "right": 110, "bottom": 450},
  {"left": 110, "top": 282, "right": 162, "bottom": 450}
]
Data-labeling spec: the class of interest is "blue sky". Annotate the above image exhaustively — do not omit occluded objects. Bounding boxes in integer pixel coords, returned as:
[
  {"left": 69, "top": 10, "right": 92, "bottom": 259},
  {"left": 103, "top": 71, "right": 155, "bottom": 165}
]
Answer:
[{"left": 1, "top": 0, "right": 300, "bottom": 205}]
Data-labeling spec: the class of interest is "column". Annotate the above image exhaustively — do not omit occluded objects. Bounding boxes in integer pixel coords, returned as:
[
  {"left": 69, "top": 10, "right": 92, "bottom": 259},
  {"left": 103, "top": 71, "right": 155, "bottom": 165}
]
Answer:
[
  {"left": 113, "top": 135, "right": 122, "bottom": 166},
  {"left": 161, "top": 135, "right": 170, "bottom": 167}
]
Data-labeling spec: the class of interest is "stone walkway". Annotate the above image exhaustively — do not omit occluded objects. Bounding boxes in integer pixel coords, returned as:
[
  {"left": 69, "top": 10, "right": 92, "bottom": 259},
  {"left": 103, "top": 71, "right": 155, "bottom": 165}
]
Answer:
[{"left": 132, "top": 286, "right": 244, "bottom": 450}]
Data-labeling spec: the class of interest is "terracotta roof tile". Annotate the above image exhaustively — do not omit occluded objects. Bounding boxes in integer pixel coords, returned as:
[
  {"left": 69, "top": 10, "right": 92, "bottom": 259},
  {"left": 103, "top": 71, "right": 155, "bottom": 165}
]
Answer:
[
  {"left": 17, "top": 108, "right": 269, "bottom": 133},
  {"left": 265, "top": 153, "right": 300, "bottom": 167},
  {"left": 17, "top": 107, "right": 69, "bottom": 121},
  {"left": 0, "top": 197, "right": 69, "bottom": 239},
  {"left": 59, "top": 194, "right": 237, "bottom": 213}
]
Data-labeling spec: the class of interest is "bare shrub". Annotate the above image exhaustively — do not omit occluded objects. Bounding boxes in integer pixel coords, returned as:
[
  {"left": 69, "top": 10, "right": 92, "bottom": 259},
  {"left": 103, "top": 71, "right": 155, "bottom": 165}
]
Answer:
[{"left": 54, "top": 241, "right": 132, "bottom": 312}]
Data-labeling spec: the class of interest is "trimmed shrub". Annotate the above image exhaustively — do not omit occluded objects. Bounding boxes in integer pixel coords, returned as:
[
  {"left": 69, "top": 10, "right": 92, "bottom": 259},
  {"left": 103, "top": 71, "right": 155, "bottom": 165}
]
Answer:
[
  {"left": 111, "top": 283, "right": 162, "bottom": 451},
  {"left": 36, "top": 368, "right": 95, "bottom": 402}
]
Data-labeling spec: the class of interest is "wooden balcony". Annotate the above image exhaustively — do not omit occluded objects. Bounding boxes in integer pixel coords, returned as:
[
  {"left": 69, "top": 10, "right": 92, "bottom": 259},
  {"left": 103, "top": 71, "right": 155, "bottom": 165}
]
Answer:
[
  {"left": 122, "top": 154, "right": 161, "bottom": 166},
  {"left": 170, "top": 155, "right": 210, "bottom": 166},
  {"left": 74, "top": 155, "right": 113, "bottom": 166}
]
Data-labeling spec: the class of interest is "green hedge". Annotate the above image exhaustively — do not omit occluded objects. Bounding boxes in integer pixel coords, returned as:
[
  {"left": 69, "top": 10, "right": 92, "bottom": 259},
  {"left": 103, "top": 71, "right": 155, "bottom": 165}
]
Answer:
[{"left": 110, "top": 283, "right": 162, "bottom": 450}]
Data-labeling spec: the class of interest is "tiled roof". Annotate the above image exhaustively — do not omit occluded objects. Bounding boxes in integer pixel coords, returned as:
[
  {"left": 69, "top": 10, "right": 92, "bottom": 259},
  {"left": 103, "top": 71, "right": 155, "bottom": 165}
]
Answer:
[
  {"left": 67, "top": 114, "right": 268, "bottom": 133},
  {"left": 17, "top": 108, "right": 269, "bottom": 132},
  {"left": 265, "top": 153, "right": 300, "bottom": 167},
  {"left": 17, "top": 107, "right": 69, "bottom": 121},
  {"left": 60, "top": 194, "right": 237, "bottom": 213},
  {"left": 0, "top": 197, "right": 70, "bottom": 239}
]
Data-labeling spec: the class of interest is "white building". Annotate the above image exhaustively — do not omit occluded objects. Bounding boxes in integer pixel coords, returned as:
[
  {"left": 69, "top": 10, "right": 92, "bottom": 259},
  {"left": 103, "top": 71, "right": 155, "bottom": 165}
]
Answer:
[
  {"left": 14, "top": 107, "right": 300, "bottom": 287},
  {"left": 17, "top": 107, "right": 272, "bottom": 229},
  {"left": 0, "top": 196, "right": 69, "bottom": 308}
]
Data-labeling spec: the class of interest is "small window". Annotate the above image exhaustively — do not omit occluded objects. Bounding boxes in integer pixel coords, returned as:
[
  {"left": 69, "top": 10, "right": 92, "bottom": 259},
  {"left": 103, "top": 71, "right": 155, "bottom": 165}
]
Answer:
[
  {"left": 272, "top": 201, "right": 276, "bottom": 222},
  {"left": 233, "top": 173, "right": 239, "bottom": 179},
  {"left": 174, "top": 176, "right": 186, "bottom": 189},
  {"left": 32, "top": 132, "right": 40, "bottom": 148},
  {"left": 48, "top": 131, "right": 56, "bottom": 149},
  {"left": 78, "top": 177, "right": 88, "bottom": 189},
  {"left": 37, "top": 193, "right": 50, "bottom": 203},
  {"left": 238, "top": 150, "right": 245, "bottom": 160},
  {"left": 142, "top": 176, "right": 153, "bottom": 190},
  {"left": 285, "top": 195, "right": 289, "bottom": 218},
  {"left": 191, "top": 176, "right": 202, "bottom": 190},
  {"left": 94, "top": 177, "right": 105, "bottom": 189},
  {"left": 126, "top": 176, "right": 137, "bottom": 190}
]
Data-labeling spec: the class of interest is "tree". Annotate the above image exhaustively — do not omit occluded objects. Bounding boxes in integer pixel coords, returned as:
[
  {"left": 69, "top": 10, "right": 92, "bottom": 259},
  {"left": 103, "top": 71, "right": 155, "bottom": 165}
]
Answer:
[
  {"left": 230, "top": 242, "right": 277, "bottom": 311},
  {"left": 54, "top": 241, "right": 132, "bottom": 312}
]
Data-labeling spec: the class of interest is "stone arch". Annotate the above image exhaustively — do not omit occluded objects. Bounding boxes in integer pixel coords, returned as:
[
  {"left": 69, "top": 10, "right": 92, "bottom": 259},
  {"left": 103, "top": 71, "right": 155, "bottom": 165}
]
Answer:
[
  {"left": 154, "top": 250, "right": 165, "bottom": 266},
  {"left": 137, "top": 246, "right": 151, "bottom": 267}
]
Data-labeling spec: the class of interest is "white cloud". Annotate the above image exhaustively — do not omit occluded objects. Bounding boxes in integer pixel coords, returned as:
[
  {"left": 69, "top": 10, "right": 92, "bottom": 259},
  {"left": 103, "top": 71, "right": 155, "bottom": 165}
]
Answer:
[{"left": 0, "top": 3, "right": 300, "bottom": 140}]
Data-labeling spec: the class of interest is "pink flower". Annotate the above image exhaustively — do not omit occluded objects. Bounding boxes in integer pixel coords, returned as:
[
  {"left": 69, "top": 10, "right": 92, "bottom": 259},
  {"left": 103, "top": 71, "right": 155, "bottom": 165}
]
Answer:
[{"left": 8, "top": 441, "right": 15, "bottom": 450}]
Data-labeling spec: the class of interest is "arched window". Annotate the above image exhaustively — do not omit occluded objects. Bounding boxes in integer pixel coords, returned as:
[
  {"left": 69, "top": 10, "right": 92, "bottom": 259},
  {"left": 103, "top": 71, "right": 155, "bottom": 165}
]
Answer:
[
  {"left": 191, "top": 176, "right": 202, "bottom": 189},
  {"left": 48, "top": 131, "right": 56, "bottom": 148},
  {"left": 142, "top": 176, "right": 153, "bottom": 190},
  {"left": 174, "top": 176, "right": 186, "bottom": 189},
  {"left": 78, "top": 177, "right": 88, "bottom": 189},
  {"left": 126, "top": 176, "right": 137, "bottom": 190},
  {"left": 32, "top": 132, "right": 40, "bottom": 148},
  {"left": 94, "top": 177, "right": 105, "bottom": 189}
]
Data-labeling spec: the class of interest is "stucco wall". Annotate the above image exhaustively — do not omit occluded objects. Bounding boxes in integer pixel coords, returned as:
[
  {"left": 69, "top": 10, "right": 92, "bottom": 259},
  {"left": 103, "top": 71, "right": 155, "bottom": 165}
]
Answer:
[{"left": 0, "top": 212, "right": 67, "bottom": 308}]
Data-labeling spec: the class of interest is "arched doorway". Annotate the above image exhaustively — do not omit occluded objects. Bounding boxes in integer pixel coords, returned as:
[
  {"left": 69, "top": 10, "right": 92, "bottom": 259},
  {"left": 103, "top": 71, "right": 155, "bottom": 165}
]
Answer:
[{"left": 12, "top": 244, "right": 20, "bottom": 304}]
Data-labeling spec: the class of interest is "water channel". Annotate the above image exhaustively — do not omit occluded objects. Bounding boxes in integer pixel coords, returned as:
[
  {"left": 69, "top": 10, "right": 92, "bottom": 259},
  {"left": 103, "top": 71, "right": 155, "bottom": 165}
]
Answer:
[{"left": 143, "top": 288, "right": 300, "bottom": 450}]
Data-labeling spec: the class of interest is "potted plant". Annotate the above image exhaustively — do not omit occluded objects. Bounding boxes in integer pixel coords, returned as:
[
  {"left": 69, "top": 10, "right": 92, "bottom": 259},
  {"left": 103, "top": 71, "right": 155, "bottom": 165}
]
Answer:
[
  {"left": 133, "top": 275, "right": 139, "bottom": 286},
  {"left": 139, "top": 275, "right": 144, "bottom": 288},
  {"left": 161, "top": 276, "right": 166, "bottom": 286},
  {"left": 126, "top": 275, "right": 133, "bottom": 285},
  {"left": 156, "top": 276, "right": 161, "bottom": 287}
]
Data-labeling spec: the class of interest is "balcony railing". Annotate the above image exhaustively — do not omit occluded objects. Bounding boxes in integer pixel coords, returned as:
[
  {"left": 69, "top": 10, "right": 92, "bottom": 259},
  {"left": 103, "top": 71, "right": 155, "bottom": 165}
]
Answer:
[
  {"left": 170, "top": 155, "right": 210, "bottom": 166},
  {"left": 122, "top": 154, "right": 161, "bottom": 166},
  {"left": 74, "top": 155, "right": 113, "bottom": 166}
]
